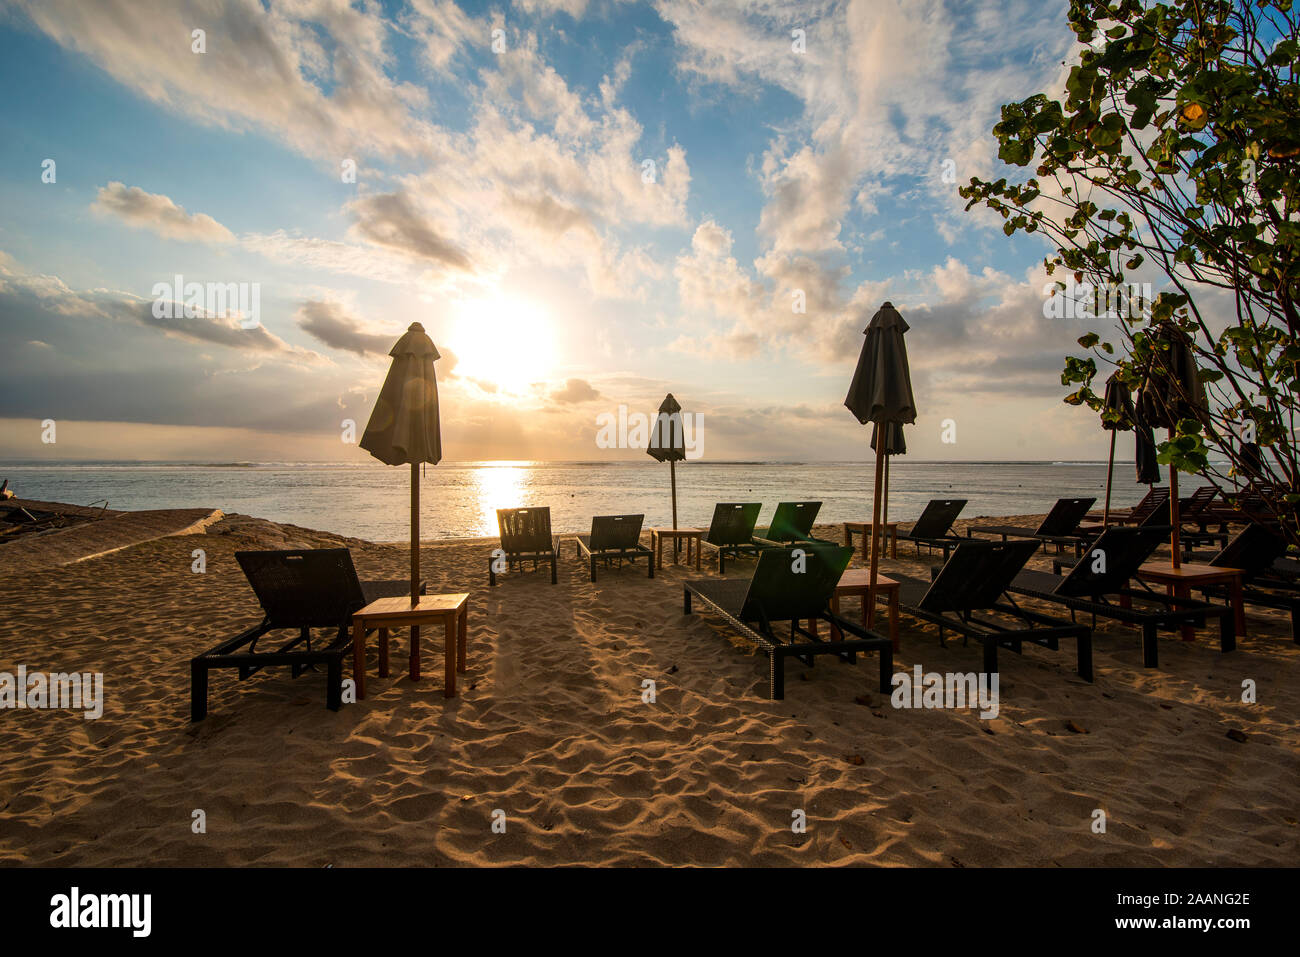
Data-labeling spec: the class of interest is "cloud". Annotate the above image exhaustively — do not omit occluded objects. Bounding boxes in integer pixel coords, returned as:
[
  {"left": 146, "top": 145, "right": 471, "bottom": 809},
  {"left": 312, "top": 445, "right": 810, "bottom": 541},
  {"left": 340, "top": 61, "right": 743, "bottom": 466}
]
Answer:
[
  {"left": 550, "top": 377, "right": 602, "bottom": 403},
  {"left": 93, "top": 182, "right": 235, "bottom": 243},
  {"left": 294, "top": 300, "right": 396, "bottom": 357},
  {"left": 347, "top": 191, "right": 474, "bottom": 273}
]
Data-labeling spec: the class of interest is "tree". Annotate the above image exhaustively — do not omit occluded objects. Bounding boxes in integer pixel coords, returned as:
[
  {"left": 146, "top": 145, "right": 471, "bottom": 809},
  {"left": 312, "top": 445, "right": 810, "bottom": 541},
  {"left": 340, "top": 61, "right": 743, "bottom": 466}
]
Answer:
[{"left": 960, "top": 0, "right": 1299, "bottom": 548}]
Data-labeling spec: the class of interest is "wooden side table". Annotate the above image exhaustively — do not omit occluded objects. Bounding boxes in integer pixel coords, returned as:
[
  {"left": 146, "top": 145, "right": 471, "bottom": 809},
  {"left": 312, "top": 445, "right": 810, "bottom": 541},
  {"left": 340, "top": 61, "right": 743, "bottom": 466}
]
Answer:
[
  {"left": 650, "top": 527, "right": 703, "bottom": 570},
  {"left": 807, "top": 570, "right": 900, "bottom": 650},
  {"left": 1135, "top": 561, "right": 1246, "bottom": 641},
  {"left": 843, "top": 521, "right": 899, "bottom": 561},
  {"left": 351, "top": 594, "right": 468, "bottom": 699}
]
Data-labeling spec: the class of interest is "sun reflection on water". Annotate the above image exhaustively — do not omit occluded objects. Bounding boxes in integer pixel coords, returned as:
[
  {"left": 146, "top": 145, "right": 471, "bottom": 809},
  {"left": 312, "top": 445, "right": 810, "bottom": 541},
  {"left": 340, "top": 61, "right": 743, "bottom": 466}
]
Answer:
[{"left": 471, "top": 463, "right": 529, "bottom": 537}]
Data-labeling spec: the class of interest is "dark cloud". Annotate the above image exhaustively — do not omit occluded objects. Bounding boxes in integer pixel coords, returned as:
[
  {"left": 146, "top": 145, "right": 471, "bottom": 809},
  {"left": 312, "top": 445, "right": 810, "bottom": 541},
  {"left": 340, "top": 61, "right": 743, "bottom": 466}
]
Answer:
[
  {"left": 294, "top": 300, "right": 395, "bottom": 356},
  {"left": 349, "top": 191, "right": 473, "bottom": 272}
]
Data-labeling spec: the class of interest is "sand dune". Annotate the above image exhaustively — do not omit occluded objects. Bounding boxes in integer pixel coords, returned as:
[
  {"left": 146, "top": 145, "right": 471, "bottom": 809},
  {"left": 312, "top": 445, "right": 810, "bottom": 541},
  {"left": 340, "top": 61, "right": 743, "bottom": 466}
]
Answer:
[{"left": 0, "top": 512, "right": 1296, "bottom": 867}]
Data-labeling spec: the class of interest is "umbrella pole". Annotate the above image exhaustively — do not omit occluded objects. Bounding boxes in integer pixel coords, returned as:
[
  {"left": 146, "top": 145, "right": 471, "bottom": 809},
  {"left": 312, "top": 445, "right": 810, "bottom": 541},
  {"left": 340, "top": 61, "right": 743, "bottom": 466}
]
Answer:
[
  {"left": 867, "top": 442, "right": 885, "bottom": 628},
  {"left": 1103, "top": 431, "right": 1116, "bottom": 526},
  {"left": 411, "top": 461, "right": 420, "bottom": 600},
  {"left": 670, "top": 459, "right": 679, "bottom": 555},
  {"left": 1168, "top": 451, "right": 1181, "bottom": 570},
  {"left": 883, "top": 453, "right": 890, "bottom": 527}
]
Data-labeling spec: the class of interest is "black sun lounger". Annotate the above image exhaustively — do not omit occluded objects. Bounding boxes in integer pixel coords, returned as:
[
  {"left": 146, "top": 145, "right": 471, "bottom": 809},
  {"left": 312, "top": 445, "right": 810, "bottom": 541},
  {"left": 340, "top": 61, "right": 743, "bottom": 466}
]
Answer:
[
  {"left": 1005, "top": 526, "right": 1234, "bottom": 668},
  {"left": 489, "top": 507, "right": 560, "bottom": 585},
  {"left": 700, "top": 502, "right": 762, "bottom": 573},
  {"left": 683, "top": 543, "right": 892, "bottom": 699},
  {"left": 190, "top": 549, "right": 423, "bottom": 720},
  {"left": 902, "top": 498, "right": 968, "bottom": 559},
  {"left": 891, "top": 539, "right": 1093, "bottom": 681},
  {"left": 1190, "top": 523, "right": 1299, "bottom": 643},
  {"left": 752, "top": 501, "right": 825, "bottom": 546},
  {"left": 575, "top": 514, "right": 654, "bottom": 582},
  {"left": 967, "top": 497, "right": 1096, "bottom": 553}
]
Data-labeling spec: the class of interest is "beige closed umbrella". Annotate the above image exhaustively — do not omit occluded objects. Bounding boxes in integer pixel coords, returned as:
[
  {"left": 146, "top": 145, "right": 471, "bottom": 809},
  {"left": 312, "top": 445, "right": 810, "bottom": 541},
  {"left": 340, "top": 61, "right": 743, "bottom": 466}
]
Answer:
[
  {"left": 1135, "top": 322, "right": 1207, "bottom": 568},
  {"left": 647, "top": 393, "right": 687, "bottom": 554},
  {"left": 845, "top": 302, "right": 917, "bottom": 620},
  {"left": 360, "top": 321, "right": 443, "bottom": 599}
]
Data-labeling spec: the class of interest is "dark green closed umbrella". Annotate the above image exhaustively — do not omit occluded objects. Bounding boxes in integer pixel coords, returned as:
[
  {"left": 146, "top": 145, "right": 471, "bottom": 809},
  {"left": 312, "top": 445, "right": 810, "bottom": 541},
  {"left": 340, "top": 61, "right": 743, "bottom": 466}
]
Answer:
[
  {"left": 846, "top": 302, "right": 917, "bottom": 615},
  {"left": 1135, "top": 322, "right": 1207, "bottom": 568},
  {"left": 360, "top": 321, "right": 443, "bottom": 598},
  {"left": 1100, "top": 373, "right": 1134, "bottom": 525},
  {"left": 647, "top": 393, "right": 686, "bottom": 550}
]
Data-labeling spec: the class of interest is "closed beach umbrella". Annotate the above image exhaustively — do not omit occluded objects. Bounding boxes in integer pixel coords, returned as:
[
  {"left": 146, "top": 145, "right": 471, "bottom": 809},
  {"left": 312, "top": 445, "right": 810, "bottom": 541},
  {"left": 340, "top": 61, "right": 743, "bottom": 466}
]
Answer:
[
  {"left": 846, "top": 302, "right": 917, "bottom": 619},
  {"left": 360, "top": 321, "right": 443, "bottom": 598},
  {"left": 647, "top": 393, "right": 686, "bottom": 550},
  {"left": 1135, "top": 423, "right": 1161, "bottom": 485},
  {"left": 1100, "top": 373, "right": 1134, "bottom": 525},
  {"left": 1135, "top": 322, "right": 1207, "bottom": 568}
]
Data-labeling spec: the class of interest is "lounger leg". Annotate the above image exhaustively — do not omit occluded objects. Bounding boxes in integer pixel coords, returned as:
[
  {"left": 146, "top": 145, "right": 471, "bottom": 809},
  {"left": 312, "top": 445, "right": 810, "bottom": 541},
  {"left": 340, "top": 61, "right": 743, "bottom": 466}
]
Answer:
[
  {"left": 190, "top": 661, "right": 208, "bottom": 722},
  {"left": 1142, "top": 621, "right": 1159, "bottom": 668},
  {"left": 1220, "top": 609, "right": 1236, "bottom": 654},
  {"left": 683, "top": 588, "right": 692, "bottom": 614},
  {"left": 550, "top": 553, "right": 558, "bottom": 585},
  {"left": 982, "top": 640, "right": 997, "bottom": 679},
  {"left": 590, "top": 556, "right": 597, "bottom": 582},
  {"left": 326, "top": 656, "right": 343, "bottom": 711},
  {"left": 1077, "top": 631, "right": 1093, "bottom": 682},
  {"left": 648, "top": 553, "right": 654, "bottom": 579},
  {"left": 770, "top": 651, "right": 784, "bottom": 700},
  {"left": 718, "top": 550, "right": 725, "bottom": 574},
  {"left": 489, "top": 556, "right": 497, "bottom": 586}
]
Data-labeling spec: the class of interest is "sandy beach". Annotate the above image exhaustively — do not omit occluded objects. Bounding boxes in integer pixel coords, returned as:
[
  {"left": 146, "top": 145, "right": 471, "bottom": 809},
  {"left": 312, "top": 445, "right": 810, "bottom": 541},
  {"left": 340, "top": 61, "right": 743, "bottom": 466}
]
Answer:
[{"left": 0, "top": 505, "right": 1296, "bottom": 868}]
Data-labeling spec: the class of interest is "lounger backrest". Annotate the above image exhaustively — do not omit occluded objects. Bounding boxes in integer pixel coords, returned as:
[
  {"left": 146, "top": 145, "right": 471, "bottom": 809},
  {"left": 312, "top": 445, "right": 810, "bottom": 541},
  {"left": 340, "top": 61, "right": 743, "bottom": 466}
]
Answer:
[
  {"left": 1131, "top": 487, "right": 1170, "bottom": 523},
  {"left": 235, "top": 549, "right": 368, "bottom": 628},
  {"left": 497, "top": 507, "right": 553, "bottom": 553},
  {"left": 1182, "top": 485, "right": 1219, "bottom": 514},
  {"left": 764, "top": 501, "right": 822, "bottom": 541},
  {"left": 909, "top": 499, "right": 967, "bottom": 538},
  {"left": 1210, "top": 523, "right": 1288, "bottom": 579},
  {"left": 1036, "top": 497, "right": 1096, "bottom": 535},
  {"left": 589, "top": 514, "right": 645, "bottom": 550},
  {"left": 1054, "top": 526, "right": 1169, "bottom": 596},
  {"left": 740, "top": 542, "right": 852, "bottom": 623},
  {"left": 1137, "top": 496, "right": 1171, "bottom": 527},
  {"left": 919, "top": 539, "right": 1038, "bottom": 612},
  {"left": 706, "top": 502, "right": 762, "bottom": 546}
]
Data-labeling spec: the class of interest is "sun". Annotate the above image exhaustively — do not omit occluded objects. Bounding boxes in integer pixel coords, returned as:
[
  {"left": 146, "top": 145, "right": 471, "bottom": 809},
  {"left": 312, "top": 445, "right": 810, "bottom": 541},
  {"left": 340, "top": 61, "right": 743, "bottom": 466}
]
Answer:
[{"left": 447, "top": 295, "right": 556, "bottom": 393}]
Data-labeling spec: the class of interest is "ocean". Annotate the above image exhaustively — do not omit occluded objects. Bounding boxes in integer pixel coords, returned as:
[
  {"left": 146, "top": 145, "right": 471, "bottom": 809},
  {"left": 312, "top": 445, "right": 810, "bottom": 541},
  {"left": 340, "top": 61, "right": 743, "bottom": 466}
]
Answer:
[{"left": 1, "top": 461, "right": 1217, "bottom": 542}]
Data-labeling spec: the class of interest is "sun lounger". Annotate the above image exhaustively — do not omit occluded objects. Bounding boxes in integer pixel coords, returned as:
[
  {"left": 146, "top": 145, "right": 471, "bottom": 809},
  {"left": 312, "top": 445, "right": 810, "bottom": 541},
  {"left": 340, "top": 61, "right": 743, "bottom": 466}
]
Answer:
[
  {"left": 966, "top": 496, "right": 1096, "bottom": 553},
  {"left": 682, "top": 543, "right": 892, "bottom": 699},
  {"left": 700, "top": 502, "right": 762, "bottom": 573},
  {"left": 751, "top": 501, "right": 825, "bottom": 547},
  {"left": 1076, "top": 494, "right": 1171, "bottom": 536},
  {"left": 891, "top": 539, "right": 1093, "bottom": 681},
  {"left": 1187, "top": 523, "right": 1299, "bottom": 643},
  {"left": 1005, "top": 526, "right": 1233, "bottom": 667},
  {"left": 574, "top": 514, "right": 654, "bottom": 582},
  {"left": 190, "top": 548, "right": 424, "bottom": 720},
  {"left": 1085, "top": 486, "right": 1169, "bottom": 523},
  {"left": 489, "top": 507, "right": 559, "bottom": 585},
  {"left": 901, "top": 498, "right": 968, "bottom": 559}
]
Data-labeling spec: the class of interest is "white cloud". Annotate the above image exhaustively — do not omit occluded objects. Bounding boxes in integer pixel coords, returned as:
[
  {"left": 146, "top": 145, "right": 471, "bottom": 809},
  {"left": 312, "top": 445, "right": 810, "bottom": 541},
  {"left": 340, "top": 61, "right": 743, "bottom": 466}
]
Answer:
[{"left": 93, "top": 182, "right": 235, "bottom": 243}]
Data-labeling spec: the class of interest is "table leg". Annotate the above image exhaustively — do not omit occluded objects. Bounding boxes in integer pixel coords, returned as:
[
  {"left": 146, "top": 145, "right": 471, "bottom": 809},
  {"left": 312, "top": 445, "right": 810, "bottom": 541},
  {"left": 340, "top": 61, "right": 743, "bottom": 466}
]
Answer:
[
  {"left": 378, "top": 627, "right": 390, "bottom": 678},
  {"left": 457, "top": 605, "right": 468, "bottom": 673},
  {"left": 444, "top": 614, "right": 456, "bottom": 698},
  {"left": 352, "top": 618, "right": 365, "bottom": 700},
  {"left": 829, "top": 596, "right": 841, "bottom": 641},
  {"left": 1229, "top": 576, "right": 1246, "bottom": 637},
  {"left": 1175, "top": 584, "right": 1195, "bottom": 641},
  {"left": 410, "top": 625, "right": 421, "bottom": 681}
]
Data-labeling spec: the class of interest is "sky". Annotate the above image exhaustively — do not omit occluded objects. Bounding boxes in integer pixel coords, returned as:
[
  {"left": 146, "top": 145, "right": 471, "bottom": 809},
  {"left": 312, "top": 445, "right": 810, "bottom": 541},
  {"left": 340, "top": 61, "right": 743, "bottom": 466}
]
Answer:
[{"left": 0, "top": 0, "right": 1135, "bottom": 464}]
